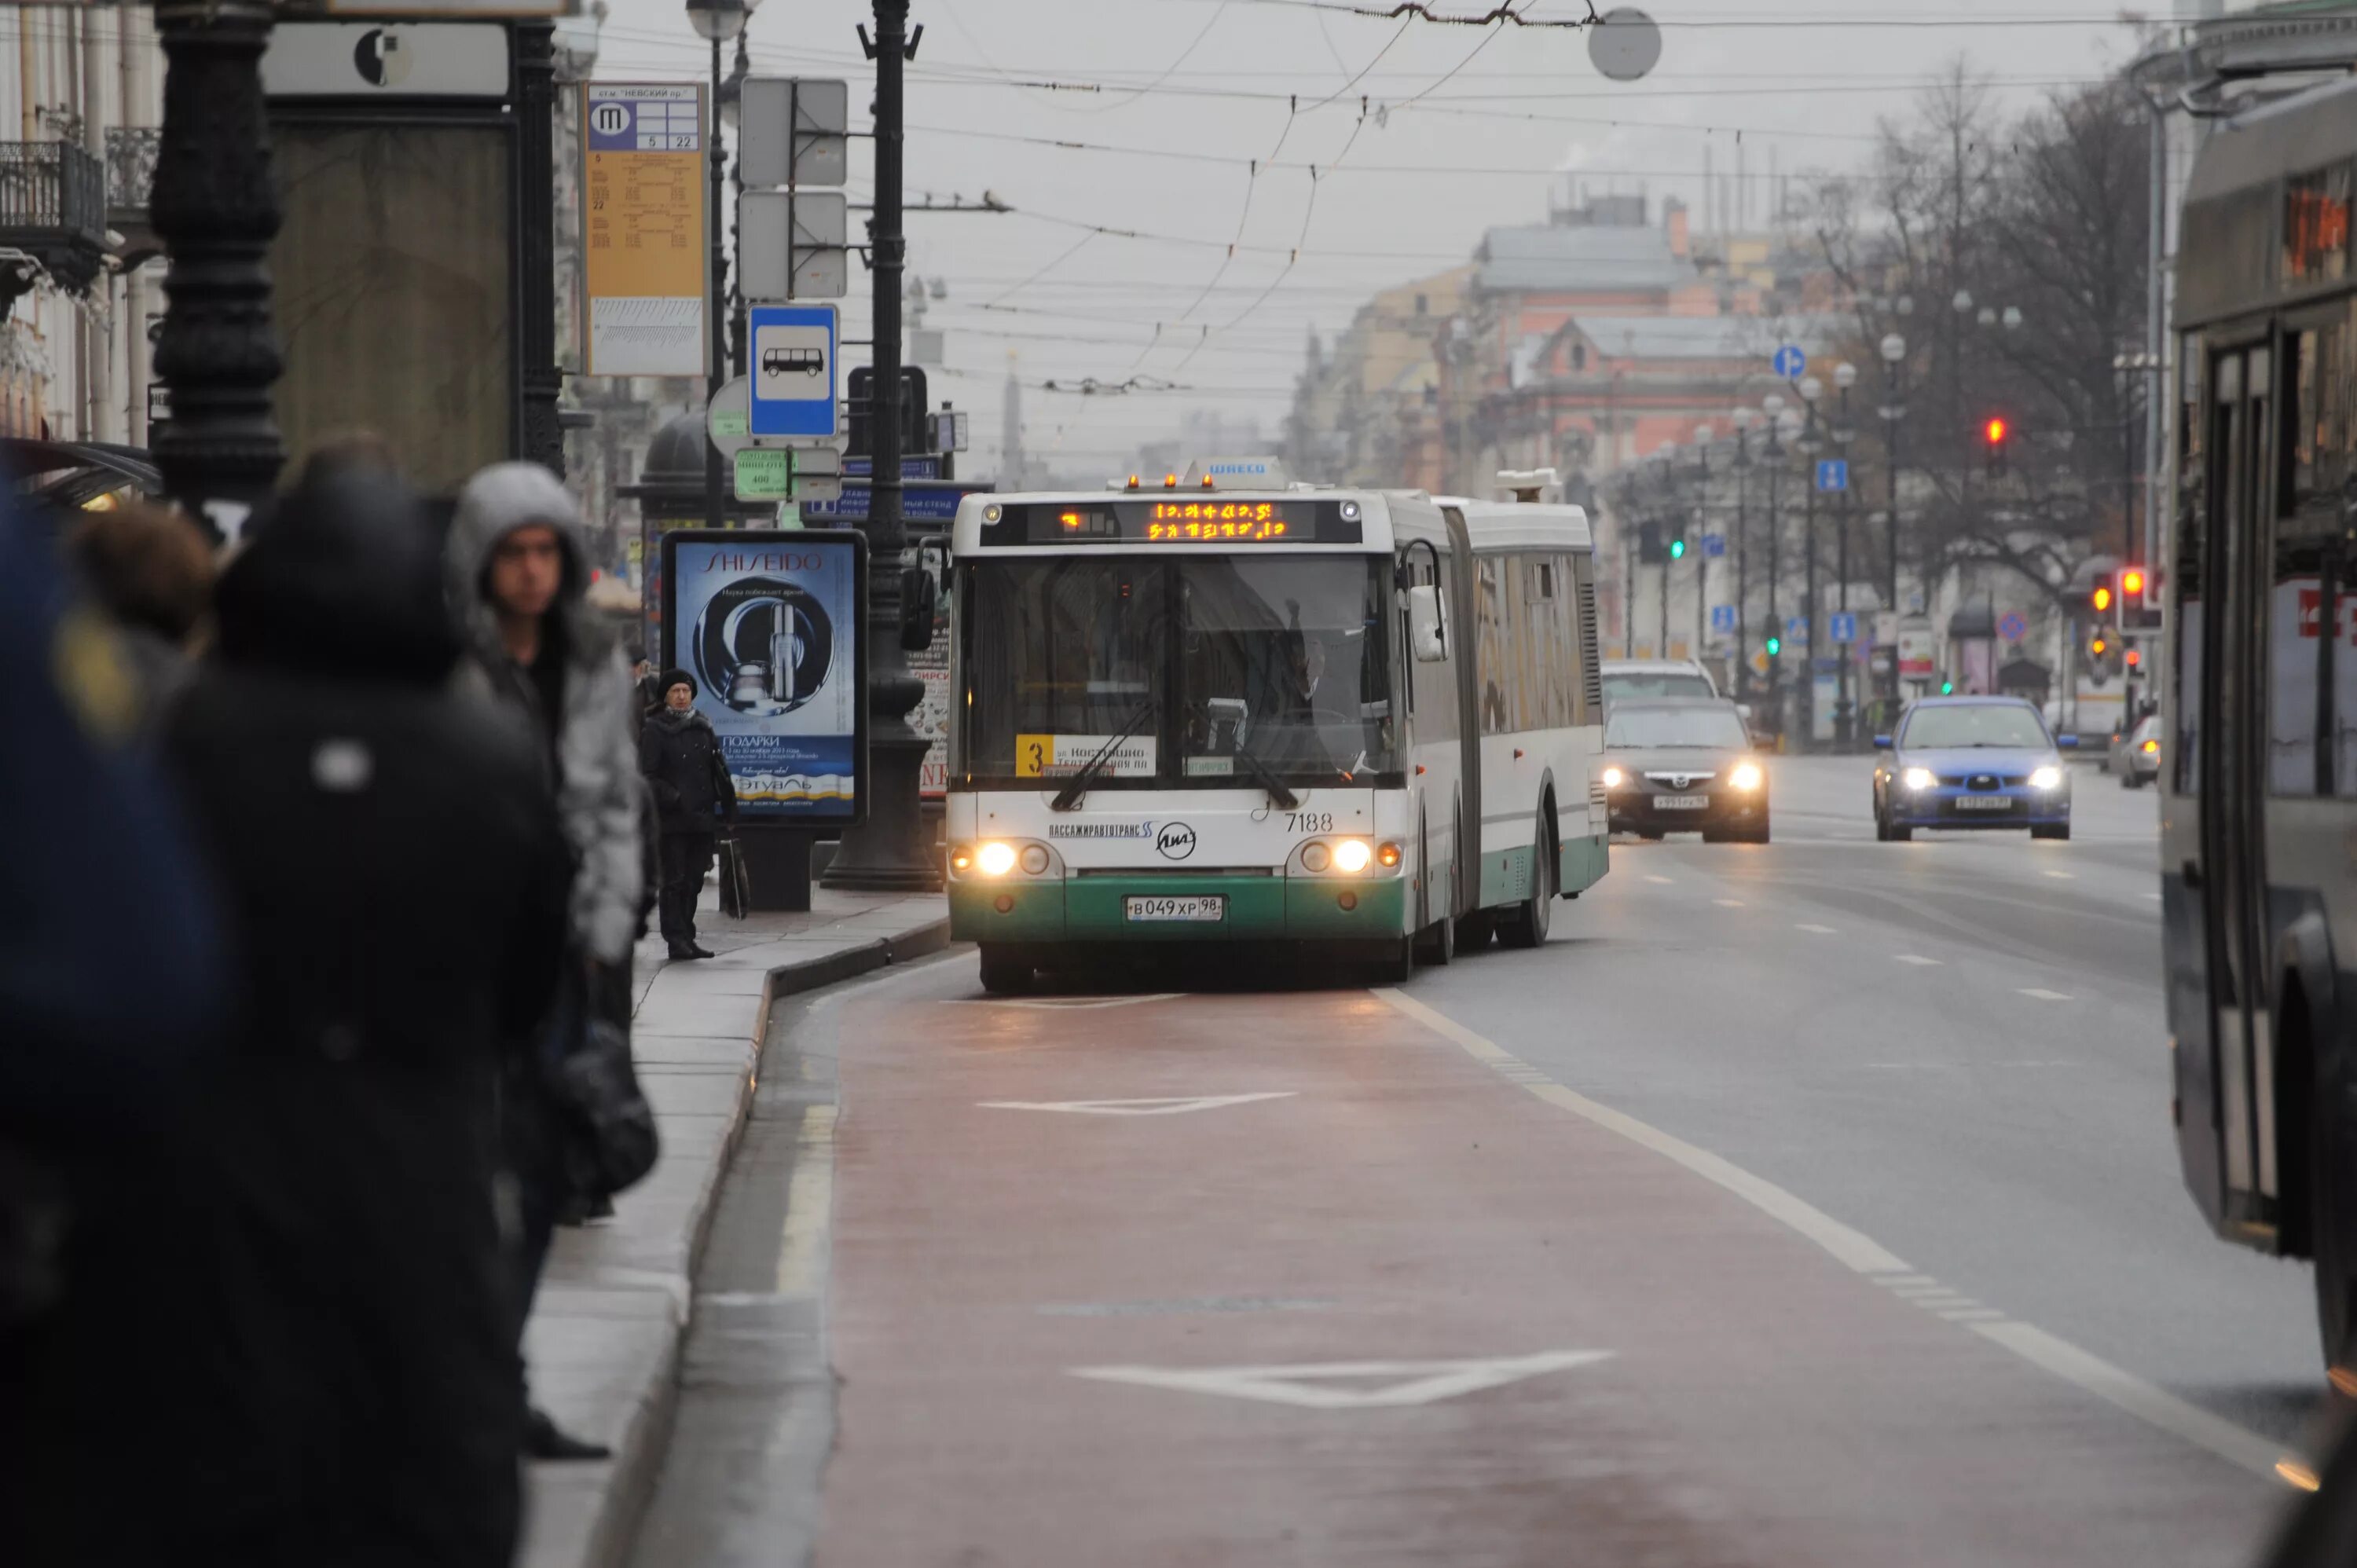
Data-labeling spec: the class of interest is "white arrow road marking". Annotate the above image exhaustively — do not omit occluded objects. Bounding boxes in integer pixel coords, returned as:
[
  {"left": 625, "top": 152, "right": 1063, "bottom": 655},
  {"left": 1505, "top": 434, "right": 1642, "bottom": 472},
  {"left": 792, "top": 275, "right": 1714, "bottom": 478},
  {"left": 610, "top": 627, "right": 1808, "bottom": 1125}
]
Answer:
[
  {"left": 978, "top": 1092, "right": 1298, "bottom": 1116},
  {"left": 1069, "top": 1350, "right": 1615, "bottom": 1410}
]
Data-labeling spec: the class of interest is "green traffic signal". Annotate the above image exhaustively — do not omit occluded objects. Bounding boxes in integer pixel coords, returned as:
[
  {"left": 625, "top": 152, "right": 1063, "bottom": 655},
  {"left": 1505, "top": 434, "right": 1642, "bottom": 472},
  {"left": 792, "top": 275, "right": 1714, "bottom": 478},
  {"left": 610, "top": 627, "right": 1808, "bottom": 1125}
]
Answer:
[
  {"left": 1941, "top": 680, "right": 1956, "bottom": 694},
  {"left": 1669, "top": 537, "right": 1687, "bottom": 560},
  {"left": 1765, "top": 635, "right": 1781, "bottom": 656}
]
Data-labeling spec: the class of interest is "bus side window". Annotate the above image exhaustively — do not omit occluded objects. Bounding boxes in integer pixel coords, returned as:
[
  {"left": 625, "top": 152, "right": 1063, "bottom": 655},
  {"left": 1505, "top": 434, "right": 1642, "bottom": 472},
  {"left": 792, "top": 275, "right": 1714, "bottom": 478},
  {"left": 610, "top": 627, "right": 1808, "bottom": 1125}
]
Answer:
[
  {"left": 2176, "top": 335, "right": 2205, "bottom": 793},
  {"left": 1476, "top": 557, "right": 1508, "bottom": 735},
  {"left": 2273, "top": 322, "right": 2332, "bottom": 798}
]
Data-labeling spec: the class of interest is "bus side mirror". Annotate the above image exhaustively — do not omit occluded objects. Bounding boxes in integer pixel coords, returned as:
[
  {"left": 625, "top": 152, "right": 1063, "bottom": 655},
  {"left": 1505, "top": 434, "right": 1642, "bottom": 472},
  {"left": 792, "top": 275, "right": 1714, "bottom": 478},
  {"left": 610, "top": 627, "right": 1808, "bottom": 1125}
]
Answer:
[
  {"left": 900, "top": 564, "right": 937, "bottom": 652},
  {"left": 1407, "top": 584, "right": 1446, "bottom": 663}
]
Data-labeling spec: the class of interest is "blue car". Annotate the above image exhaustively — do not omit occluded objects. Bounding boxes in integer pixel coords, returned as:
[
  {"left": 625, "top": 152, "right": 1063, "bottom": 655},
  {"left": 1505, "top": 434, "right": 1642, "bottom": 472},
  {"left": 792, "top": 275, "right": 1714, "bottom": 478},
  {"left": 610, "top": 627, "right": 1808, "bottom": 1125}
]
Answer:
[{"left": 1871, "top": 696, "right": 2078, "bottom": 842}]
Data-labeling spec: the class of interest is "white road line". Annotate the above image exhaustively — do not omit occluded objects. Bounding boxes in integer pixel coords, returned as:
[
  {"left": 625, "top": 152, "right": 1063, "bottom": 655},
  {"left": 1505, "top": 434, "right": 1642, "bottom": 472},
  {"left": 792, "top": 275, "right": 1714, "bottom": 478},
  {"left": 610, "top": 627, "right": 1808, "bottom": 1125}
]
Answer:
[
  {"left": 773, "top": 1104, "right": 836, "bottom": 1299},
  {"left": 1894, "top": 954, "right": 1943, "bottom": 966},
  {"left": 1972, "top": 1321, "right": 2292, "bottom": 1480},
  {"left": 2019, "top": 988, "right": 2073, "bottom": 1002},
  {"left": 2146, "top": 892, "right": 2165, "bottom": 902},
  {"left": 1379, "top": 990, "right": 1908, "bottom": 1274},
  {"left": 1373, "top": 988, "right": 2305, "bottom": 1486},
  {"left": 1714, "top": 899, "right": 1745, "bottom": 908},
  {"left": 2044, "top": 870, "right": 2076, "bottom": 880},
  {"left": 1645, "top": 875, "right": 1675, "bottom": 885},
  {"left": 1796, "top": 922, "right": 1838, "bottom": 935}
]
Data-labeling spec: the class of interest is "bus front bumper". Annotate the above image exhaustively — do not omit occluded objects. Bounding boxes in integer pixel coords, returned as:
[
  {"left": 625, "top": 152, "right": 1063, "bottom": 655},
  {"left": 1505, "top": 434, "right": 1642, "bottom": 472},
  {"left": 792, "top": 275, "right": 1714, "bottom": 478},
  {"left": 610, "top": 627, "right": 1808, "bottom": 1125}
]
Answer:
[{"left": 950, "top": 873, "right": 1410, "bottom": 944}]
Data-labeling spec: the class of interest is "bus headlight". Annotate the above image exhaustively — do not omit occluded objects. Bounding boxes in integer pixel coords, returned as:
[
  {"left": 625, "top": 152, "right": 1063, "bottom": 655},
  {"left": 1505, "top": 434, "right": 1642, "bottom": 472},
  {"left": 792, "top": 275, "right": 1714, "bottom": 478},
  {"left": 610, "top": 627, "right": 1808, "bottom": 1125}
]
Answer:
[
  {"left": 976, "top": 841, "right": 1018, "bottom": 877},
  {"left": 949, "top": 843, "right": 975, "bottom": 874},
  {"left": 1600, "top": 765, "right": 1625, "bottom": 788},
  {"left": 1332, "top": 838, "right": 1373, "bottom": 874},
  {"left": 1903, "top": 767, "right": 1937, "bottom": 791},
  {"left": 1302, "top": 841, "right": 1332, "bottom": 874},
  {"left": 1730, "top": 761, "right": 1763, "bottom": 792},
  {"left": 2029, "top": 765, "right": 2062, "bottom": 789},
  {"left": 1376, "top": 841, "right": 1403, "bottom": 867},
  {"left": 1019, "top": 844, "right": 1052, "bottom": 875}
]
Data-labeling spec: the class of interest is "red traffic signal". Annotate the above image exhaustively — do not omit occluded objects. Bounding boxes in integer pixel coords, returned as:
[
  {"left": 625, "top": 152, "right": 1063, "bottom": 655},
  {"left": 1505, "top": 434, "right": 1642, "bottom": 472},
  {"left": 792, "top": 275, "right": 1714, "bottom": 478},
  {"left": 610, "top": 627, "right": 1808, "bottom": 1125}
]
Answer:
[{"left": 2121, "top": 566, "right": 2146, "bottom": 598}]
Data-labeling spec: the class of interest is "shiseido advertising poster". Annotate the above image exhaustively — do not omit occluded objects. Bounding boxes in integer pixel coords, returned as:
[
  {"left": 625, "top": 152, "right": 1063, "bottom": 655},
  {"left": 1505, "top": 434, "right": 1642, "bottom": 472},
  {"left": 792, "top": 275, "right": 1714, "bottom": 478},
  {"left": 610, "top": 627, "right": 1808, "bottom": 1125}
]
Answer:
[{"left": 661, "top": 530, "right": 868, "bottom": 823}]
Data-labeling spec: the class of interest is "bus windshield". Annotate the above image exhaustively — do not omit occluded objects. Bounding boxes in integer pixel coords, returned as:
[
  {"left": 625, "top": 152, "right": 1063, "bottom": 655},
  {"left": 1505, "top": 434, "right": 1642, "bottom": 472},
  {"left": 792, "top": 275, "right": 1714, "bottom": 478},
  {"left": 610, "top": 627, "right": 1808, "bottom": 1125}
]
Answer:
[{"left": 960, "top": 555, "right": 1397, "bottom": 788}]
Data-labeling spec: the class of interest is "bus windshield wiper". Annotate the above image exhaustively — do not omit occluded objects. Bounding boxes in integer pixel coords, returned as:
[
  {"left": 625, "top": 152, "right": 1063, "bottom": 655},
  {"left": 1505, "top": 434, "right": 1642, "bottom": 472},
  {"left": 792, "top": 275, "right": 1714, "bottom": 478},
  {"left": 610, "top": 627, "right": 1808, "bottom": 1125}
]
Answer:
[
  {"left": 1230, "top": 741, "right": 1301, "bottom": 811},
  {"left": 1050, "top": 698, "right": 1157, "bottom": 811}
]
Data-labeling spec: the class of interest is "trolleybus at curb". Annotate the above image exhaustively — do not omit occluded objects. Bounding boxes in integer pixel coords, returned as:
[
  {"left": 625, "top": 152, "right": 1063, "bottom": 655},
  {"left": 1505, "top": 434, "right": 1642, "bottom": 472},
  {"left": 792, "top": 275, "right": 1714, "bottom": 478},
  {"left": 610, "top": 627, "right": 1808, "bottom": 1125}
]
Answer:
[{"left": 940, "top": 462, "right": 1610, "bottom": 992}]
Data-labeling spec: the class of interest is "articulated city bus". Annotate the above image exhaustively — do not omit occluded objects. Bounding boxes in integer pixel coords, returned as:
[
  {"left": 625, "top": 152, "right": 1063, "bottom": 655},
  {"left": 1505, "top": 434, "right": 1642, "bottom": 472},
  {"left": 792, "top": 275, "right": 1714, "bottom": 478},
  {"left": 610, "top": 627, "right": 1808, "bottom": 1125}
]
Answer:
[
  {"left": 942, "top": 461, "right": 1609, "bottom": 993},
  {"left": 2168, "top": 76, "right": 2357, "bottom": 1376}
]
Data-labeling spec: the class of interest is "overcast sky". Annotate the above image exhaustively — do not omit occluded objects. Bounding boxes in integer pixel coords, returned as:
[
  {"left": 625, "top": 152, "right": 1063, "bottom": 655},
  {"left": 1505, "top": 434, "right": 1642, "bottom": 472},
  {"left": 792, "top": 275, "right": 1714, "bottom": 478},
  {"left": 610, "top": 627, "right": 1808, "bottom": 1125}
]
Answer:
[{"left": 588, "top": 0, "right": 2187, "bottom": 480}]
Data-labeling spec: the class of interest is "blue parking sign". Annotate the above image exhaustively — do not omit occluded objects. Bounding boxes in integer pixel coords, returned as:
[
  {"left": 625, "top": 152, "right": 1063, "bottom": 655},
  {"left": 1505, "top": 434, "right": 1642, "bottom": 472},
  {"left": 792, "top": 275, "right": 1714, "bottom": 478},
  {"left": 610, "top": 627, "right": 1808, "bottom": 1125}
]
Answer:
[
  {"left": 1710, "top": 603, "right": 1736, "bottom": 633},
  {"left": 1815, "top": 458, "right": 1849, "bottom": 493},
  {"left": 1830, "top": 611, "right": 1858, "bottom": 644}
]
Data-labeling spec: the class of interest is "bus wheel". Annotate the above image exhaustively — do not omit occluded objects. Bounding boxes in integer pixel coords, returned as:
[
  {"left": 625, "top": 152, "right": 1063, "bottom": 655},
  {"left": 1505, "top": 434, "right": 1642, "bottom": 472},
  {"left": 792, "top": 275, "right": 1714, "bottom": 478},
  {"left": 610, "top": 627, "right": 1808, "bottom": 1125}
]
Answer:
[
  {"left": 977, "top": 946, "right": 1033, "bottom": 996},
  {"left": 1415, "top": 910, "right": 1455, "bottom": 966},
  {"left": 1498, "top": 821, "right": 1555, "bottom": 950}
]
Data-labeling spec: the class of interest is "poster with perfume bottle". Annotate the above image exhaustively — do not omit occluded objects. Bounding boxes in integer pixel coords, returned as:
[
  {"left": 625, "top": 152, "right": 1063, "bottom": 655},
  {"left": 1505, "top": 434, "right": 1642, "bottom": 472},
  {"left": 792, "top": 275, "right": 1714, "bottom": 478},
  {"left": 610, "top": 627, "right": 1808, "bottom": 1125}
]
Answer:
[{"left": 662, "top": 529, "right": 868, "bottom": 823}]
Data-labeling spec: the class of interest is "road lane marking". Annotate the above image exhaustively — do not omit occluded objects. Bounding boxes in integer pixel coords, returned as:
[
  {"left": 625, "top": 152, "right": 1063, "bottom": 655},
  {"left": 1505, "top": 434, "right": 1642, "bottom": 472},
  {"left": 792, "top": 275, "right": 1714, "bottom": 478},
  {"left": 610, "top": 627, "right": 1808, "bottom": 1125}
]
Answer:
[
  {"left": 1714, "top": 899, "right": 1745, "bottom": 908},
  {"left": 1375, "top": 988, "right": 2305, "bottom": 1484},
  {"left": 1644, "top": 875, "right": 1675, "bottom": 885},
  {"left": 1069, "top": 1350, "right": 1615, "bottom": 1410},
  {"left": 2044, "top": 870, "right": 2077, "bottom": 880},
  {"left": 1893, "top": 954, "right": 1943, "bottom": 965},
  {"left": 1971, "top": 1321, "right": 2292, "bottom": 1480},
  {"left": 2146, "top": 892, "right": 2165, "bottom": 902},
  {"left": 1380, "top": 990, "right": 1908, "bottom": 1275},
  {"left": 978, "top": 1092, "right": 1297, "bottom": 1117},
  {"left": 1796, "top": 923, "right": 1838, "bottom": 934},
  {"left": 2019, "top": 988, "right": 2073, "bottom": 1002},
  {"left": 958, "top": 993, "right": 1184, "bottom": 1011},
  {"left": 774, "top": 1104, "right": 836, "bottom": 1299}
]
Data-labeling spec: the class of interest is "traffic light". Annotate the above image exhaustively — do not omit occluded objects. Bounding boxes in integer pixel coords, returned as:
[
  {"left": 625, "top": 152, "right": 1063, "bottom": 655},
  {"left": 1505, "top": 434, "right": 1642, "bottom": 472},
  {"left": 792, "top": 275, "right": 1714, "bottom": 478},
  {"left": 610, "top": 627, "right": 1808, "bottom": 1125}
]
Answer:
[
  {"left": 2119, "top": 566, "right": 2147, "bottom": 630},
  {"left": 2091, "top": 581, "right": 2113, "bottom": 617},
  {"left": 1765, "top": 633, "right": 1782, "bottom": 657},
  {"left": 1669, "top": 535, "right": 1687, "bottom": 561},
  {"left": 1637, "top": 522, "right": 1665, "bottom": 564},
  {"left": 1940, "top": 678, "right": 1956, "bottom": 694},
  {"left": 1983, "top": 416, "right": 2011, "bottom": 476}
]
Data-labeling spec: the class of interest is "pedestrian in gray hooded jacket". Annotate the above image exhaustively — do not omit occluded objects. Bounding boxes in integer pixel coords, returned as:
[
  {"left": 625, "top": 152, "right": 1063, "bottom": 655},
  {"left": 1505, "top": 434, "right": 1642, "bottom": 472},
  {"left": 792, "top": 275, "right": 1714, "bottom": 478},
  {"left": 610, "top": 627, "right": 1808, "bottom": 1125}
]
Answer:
[{"left": 445, "top": 460, "right": 643, "bottom": 1462}]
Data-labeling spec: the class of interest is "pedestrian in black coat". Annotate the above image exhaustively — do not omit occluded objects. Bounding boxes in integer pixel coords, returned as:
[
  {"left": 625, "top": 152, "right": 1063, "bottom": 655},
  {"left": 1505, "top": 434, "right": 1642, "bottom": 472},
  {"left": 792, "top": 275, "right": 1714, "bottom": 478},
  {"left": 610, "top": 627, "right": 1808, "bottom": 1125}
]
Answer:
[
  {"left": 640, "top": 668, "right": 738, "bottom": 958},
  {"left": 152, "top": 470, "right": 570, "bottom": 1568}
]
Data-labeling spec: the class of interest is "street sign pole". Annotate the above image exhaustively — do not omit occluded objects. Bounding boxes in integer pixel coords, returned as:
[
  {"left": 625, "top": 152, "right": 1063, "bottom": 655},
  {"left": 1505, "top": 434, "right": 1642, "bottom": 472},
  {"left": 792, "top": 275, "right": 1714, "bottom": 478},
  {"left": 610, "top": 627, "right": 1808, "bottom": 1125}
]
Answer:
[{"left": 824, "top": 0, "right": 937, "bottom": 892}]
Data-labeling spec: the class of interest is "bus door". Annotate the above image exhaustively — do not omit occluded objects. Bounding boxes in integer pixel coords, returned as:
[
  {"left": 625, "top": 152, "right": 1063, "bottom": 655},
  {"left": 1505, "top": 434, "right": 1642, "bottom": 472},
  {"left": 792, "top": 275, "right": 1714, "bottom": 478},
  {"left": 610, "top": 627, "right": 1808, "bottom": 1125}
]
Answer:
[
  {"left": 2200, "top": 338, "right": 2281, "bottom": 1229},
  {"left": 1442, "top": 507, "right": 1481, "bottom": 918}
]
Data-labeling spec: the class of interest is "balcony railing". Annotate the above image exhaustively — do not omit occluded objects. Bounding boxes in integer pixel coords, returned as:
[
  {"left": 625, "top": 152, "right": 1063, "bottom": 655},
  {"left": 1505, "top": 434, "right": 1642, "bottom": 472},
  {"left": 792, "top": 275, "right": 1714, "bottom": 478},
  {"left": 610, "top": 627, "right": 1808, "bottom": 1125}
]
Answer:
[
  {"left": 105, "top": 126, "right": 158, "bottom": 217},
  {"left": 0, "top": 141, "right": 104, "bottom": 243}
]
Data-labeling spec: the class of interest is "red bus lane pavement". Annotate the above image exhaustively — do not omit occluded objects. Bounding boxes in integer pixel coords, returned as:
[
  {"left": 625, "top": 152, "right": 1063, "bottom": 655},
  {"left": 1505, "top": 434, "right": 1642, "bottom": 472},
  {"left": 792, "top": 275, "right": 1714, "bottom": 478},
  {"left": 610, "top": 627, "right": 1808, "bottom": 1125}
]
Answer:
[{"left": 816, "top": 976, "right": 2288, "bottom": 1567}]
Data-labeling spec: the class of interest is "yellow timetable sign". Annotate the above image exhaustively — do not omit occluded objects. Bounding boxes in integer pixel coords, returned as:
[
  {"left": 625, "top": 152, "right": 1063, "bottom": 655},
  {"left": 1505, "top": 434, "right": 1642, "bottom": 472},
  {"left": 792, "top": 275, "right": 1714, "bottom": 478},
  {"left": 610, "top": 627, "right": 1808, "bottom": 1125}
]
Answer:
[{"left": 581, "top": 82, "right": 706, "bottom": 377}]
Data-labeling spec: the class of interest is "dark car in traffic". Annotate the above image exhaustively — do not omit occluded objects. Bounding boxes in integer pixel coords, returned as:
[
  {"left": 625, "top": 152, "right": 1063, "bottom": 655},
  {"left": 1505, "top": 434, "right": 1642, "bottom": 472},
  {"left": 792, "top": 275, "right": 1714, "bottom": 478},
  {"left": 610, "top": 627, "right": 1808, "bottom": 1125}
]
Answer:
[
  {"left": 1871, "top": 695, "right": 2077, "bottom": 841},
  {"left": 1599, "top": 699, "right": 1769, "bottom": 844}
]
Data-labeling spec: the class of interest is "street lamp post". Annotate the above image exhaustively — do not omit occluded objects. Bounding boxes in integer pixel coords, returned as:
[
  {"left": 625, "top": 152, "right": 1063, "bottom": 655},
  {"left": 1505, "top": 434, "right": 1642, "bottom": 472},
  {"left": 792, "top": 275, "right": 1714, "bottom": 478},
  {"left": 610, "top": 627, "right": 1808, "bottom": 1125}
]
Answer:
[
  {"left": 1653, "top": 438, "right": 1678, "bottom": 657},
  {"left": 822, "top": 0, "right": 937, "bottom": 892},
  {"left": 1730, "top": 408, "right": 1755, "bottom": 698},
  {"left": 1879, "top": 331, "right": 1908, "bottom": 614},
  {"left": 1763, "top": 394, "right": 1790, "bottom": 720},
  {"left": 684, "top": 0, "right": 752, "bottom": 532},
  {"left": 1692, "top": 423, "right": 1714, "bottom": 660},
  {"left": 1831, "top": 361, "right": 1858, "bottom": 746},
  {"left": 1796, "top": 376, "right": 1826, "bottom": 749}
]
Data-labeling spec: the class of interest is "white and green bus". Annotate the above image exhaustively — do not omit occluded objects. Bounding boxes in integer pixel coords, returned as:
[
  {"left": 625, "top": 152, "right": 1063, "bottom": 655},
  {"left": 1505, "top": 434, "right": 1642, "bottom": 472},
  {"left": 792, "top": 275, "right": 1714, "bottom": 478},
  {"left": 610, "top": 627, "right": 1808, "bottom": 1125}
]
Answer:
[{"left": 942, "top": 461, "right": 1609, "bottom": 993}]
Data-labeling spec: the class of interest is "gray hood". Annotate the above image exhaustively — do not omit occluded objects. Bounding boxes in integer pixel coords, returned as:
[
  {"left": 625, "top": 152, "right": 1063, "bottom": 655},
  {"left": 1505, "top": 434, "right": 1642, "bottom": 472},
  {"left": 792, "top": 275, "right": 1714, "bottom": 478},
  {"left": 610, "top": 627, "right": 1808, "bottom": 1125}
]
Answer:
[{"left": 446, "top": 461, "right": 593, "bottom": 658}]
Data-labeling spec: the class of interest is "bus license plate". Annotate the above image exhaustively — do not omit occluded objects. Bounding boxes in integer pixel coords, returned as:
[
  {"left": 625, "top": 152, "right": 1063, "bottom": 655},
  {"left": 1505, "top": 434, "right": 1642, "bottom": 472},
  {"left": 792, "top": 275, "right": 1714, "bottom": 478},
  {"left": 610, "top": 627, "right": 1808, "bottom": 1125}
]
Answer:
[
  {"left": 1125, "top": 896, "right": 1226, "bottom": 922},
  {"left": 1656, "top": 794, "right": 1709, "bottom": 810},
  {"left": 1958, "top": 794, "right": 2012, "bottom": 810}
]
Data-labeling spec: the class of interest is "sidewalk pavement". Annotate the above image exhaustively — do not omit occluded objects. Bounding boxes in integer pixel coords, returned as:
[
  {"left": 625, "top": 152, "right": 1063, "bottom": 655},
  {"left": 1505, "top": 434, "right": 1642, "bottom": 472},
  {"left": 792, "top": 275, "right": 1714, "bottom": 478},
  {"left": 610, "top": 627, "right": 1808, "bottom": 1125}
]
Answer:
[{"left": 519, "top": 885, "right": 949, "bottom": 1568}]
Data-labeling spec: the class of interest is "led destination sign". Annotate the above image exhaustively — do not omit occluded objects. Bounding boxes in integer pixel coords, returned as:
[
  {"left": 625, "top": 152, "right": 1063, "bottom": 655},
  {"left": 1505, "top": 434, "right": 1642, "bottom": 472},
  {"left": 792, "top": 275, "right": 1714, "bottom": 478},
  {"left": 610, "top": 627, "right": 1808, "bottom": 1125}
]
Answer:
[{"left": 978, "top": 499, "right": 1365, "bottom": 547}]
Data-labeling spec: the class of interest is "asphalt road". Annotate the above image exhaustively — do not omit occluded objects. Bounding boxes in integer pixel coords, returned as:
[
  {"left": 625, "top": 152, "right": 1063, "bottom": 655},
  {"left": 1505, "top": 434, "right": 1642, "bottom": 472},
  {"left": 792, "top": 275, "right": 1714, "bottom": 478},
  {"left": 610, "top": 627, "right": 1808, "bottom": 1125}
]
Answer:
[{"left": 632, "top": 756, "right": 2339, "bottom": 1567}]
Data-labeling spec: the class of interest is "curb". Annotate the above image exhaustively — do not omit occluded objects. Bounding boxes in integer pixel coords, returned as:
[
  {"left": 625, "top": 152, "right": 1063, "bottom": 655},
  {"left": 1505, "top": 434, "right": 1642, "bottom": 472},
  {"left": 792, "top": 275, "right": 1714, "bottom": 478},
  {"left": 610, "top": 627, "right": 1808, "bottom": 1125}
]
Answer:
[{"left": 559, "top": 914, "right": 951, "bottom": 1568}]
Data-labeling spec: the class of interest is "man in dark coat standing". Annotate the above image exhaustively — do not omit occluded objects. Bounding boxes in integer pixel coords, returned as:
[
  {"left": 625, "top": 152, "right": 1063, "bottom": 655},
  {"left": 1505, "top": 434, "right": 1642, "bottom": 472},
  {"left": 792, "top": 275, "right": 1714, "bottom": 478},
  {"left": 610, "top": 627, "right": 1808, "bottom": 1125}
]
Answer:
[
  {"left": 640, "top": 668, "right": 738, "bottom": 959},
  {"left": 154, "top": 469, "right": 570, "bottom": 1567}
]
